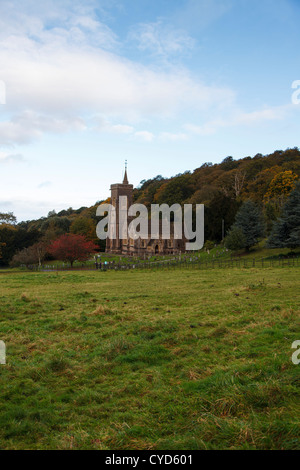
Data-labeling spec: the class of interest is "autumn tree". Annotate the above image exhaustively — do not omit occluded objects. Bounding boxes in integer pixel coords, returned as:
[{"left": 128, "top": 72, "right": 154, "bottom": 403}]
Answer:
[
  {"left": 48, "top": 234, "right": 97, "bottom": 267},
  {"left": 220, "top": 156, "right": 239, "bottom": 171},
  {"left": 0, "top": 212, "right": 17, "bottom": 225},
  {"left": 70, "top": 216, "right": 97, "bottom": 242},
  {"left": 188, "top": 185, "right": 220, "bottom": 205},
  {"left": 154, "top": 173, "right": 193, "bottom": 206},
  {"left": 264, "top": 170, "right": 298, "bottom": 203},
  {"left": 135, "top": 176, "right": 166, "bottom": 208}
]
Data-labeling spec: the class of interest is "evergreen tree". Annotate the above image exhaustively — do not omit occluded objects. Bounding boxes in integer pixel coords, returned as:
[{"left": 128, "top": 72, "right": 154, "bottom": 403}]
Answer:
[
  {"left": 224, "top": 226, "right": 246, "bottom": 251},
  {"left": 225, "top": 200, "right": 265, "bottom": 251},
  {"left": 268, "top": 181, "right": 300, "bottom": 249}
]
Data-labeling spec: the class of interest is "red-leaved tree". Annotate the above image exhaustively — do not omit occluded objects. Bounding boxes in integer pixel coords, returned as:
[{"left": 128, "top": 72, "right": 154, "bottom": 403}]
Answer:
[{"left": 48, "top": 234, "right": 97, "bottom": 267}]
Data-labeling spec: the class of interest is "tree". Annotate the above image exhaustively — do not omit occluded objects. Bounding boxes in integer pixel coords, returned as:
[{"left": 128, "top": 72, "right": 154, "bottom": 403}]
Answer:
[
  {"left": 10, "top": 242, "right": 47, "bottom": 268},
  {"left": 205, "top": 192, "right": 240, "bottom": 243},
  {"left": 0, "top": 214, "right": 15, "bottom": 258},
  {"left": 154, "top": 174, "right": 194, "bottom": 206},
  {"left": 264, "top": 170, "right": 298, "bottom": 203},
  {"left": 220, "top": 156, "right": 238, "bottom": 171},
  {"left": 268, "top": 181, "right": 300, "bottom": 249},
  {"left": 47, "top": 210, "right": 57, "bottom": 217},
  {"left": 70, "top": 216, "right": 97, "bottom": 242},
  {"left": 0, "top": 212, "right": 17, "bottom": 225},
  {"left": 41, "top": 216, "right": 71, "bottom": 235},
  {"left": 0, "top": 242, "right": 5, "bottom": 259},
  {"left": 244, "top": 167, "right": 280, "bottom": 203},
  {"left": 225, "top": 200, "right": 265, "bottom": 251},
  {"left": 224, "top": 226, "right": 246, "bottom": 251},
  {"left": 0, "top": 225, "right": 40, "bottom": 266},
  {"left": 233, "top": 169, "right": 247, "bottom": 198},
  {"left": 48, "top": 234, "right": 98, "bottom": 267}
]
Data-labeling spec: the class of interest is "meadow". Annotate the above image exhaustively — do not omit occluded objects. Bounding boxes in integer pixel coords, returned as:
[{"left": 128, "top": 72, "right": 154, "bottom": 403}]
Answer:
[{"left": 0, "top": 265, "right": 299, "bottom": 450}]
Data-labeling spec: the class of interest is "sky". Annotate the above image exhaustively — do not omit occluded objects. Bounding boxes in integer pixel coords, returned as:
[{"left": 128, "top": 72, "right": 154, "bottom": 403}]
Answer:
[{"left": 0, "top": 0, "right": 300, "bottom": 221}]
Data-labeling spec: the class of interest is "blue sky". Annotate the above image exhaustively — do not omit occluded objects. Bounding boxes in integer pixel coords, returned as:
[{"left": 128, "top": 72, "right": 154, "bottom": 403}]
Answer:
[{"left": 0, "top": 0, "right": 300, "bottom": 221}]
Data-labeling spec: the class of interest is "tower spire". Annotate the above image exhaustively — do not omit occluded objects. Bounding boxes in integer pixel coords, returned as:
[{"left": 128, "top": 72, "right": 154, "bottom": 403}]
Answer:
[{"left": 123, "top": 159, "right": 128, "bottom": 184}]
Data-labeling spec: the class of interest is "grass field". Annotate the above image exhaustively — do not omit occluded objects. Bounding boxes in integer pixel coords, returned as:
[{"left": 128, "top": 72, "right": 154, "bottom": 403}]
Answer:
[{"left": 0, "top": 266, "right": 299, "bottom": 450}]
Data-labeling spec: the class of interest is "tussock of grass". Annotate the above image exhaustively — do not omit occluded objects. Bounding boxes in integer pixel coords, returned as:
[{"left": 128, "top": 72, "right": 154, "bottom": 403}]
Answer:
[
  {"left": 209, "top": 327, "right": 229, "bottom": 338},
  {"left": 47, "top": 356, "right": 70, "bottom": 373},
  {"left": 20, "top": 293, "right": 31, "bottom": 302},
  {"left": 91, "top": 305, "right": 106, "bottom": 316},
  {"left": 246, "top": 280, "right": 267, "bottom": 291}
]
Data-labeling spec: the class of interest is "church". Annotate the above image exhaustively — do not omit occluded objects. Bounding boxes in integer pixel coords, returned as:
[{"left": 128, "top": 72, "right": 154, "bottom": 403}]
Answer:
[{"left": 105, "top": 166, "right": 187, "bottom": 257}]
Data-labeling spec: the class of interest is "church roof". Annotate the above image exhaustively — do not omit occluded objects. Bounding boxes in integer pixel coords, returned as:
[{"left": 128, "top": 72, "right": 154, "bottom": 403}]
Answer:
[{"left": 123, "top": 168, "right": 129, "bottom": 184}]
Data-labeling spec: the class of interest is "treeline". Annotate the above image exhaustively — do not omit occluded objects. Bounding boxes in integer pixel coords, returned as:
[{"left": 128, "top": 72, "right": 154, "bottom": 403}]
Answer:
[
  {"left": 133, "top": 147, "right": 300, "bottom": 241},
  {"left": 0, "top": 204, "right": 105, "bottom": 266},
  {"left": 0, "top": 147, "right": 299, "bottom": 266}
]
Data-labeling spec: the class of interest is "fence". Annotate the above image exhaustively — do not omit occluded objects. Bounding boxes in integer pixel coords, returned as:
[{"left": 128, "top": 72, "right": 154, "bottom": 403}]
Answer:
[{"left": 36, "top": 256, "right": 300, "bottom": 273}]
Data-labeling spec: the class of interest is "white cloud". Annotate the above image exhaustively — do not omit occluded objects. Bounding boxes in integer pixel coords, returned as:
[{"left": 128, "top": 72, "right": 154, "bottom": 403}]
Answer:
[
  {"left": 0, "top": 152, "right": 25, "bottom": 163},
  {"left": 0, "top": 0, "right": 289, "bottom": 159},
  {"left": 159, "top": 132, "right": 188, "bottom": 142},
  {"left": 0, "top": 0, "right": 119, "bottom": 50},
  {"left": 1, "top": 42, "right": 233, "bottom": 118},
  {"left": 0, "top": 1, "right": 235, "bottom": 149},
  {"left": 0, "top": 80, "right": 6, "bottom": 105},
  {"left": 95, "top": 117, "right": 134, "bottom": 135},
  {"left": 185, "top": 105, "right": 292, "bottom": 136},
  {"left": 232, "top": 107, "right": 290, "bottom": 126},
  {"left": 134, "top": 131, "right": 154, "bottom": 142},
  {"left": 108, "top": 124, "right": 135, "bottom": 135},
  {"left": 0, "top": 111, "right": 86, "bottom": 146},
  {"left": 128, "top": 20, "right": 195, "bottom": 57},
  {"left": 0, "top": 196, "right": 73, "bottom": 221},
  {"left": 37, "top": 181, "right": 52, "bottom": 189}
]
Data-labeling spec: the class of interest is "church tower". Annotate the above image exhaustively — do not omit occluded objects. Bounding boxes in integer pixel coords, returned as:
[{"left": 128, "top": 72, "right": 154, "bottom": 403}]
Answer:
[{"left": 106, "top": 161, "right": 133, "bottom": 254}]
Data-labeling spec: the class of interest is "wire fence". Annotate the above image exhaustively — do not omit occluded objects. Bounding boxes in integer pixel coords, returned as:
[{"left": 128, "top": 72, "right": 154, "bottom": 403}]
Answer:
[{"left": 36, "top": 255, "right": 300, "bottom": 273}]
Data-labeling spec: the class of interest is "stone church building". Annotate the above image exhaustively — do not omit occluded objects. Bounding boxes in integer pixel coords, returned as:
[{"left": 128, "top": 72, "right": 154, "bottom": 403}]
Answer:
[{"left": 105, "top": 167, "right": 186, "bottom": 256}]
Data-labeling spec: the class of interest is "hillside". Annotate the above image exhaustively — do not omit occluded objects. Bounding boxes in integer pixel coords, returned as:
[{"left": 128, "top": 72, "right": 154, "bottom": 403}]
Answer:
[{"left": 1, "top": 147, "right": 299, "bottom": 266}]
